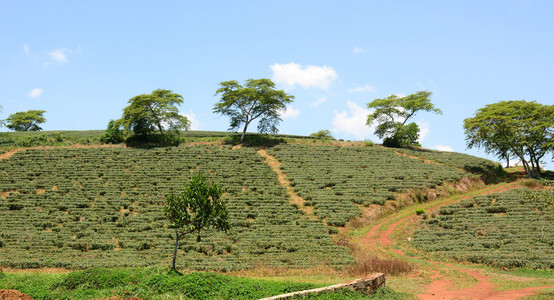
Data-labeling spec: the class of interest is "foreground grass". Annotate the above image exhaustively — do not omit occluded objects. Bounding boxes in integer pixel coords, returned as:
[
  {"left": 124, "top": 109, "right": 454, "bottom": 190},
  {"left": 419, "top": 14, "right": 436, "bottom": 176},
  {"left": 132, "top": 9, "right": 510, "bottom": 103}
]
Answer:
[{"left": 0, "top": 268, "right": 410, "bottom": 300}]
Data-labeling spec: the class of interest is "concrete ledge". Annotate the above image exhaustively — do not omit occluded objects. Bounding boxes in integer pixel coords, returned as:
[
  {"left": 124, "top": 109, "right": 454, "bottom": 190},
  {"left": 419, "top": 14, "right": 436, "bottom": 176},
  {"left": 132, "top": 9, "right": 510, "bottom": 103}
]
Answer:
[{"left": 259, "top": 273, "right": 386, "bottom": 300}]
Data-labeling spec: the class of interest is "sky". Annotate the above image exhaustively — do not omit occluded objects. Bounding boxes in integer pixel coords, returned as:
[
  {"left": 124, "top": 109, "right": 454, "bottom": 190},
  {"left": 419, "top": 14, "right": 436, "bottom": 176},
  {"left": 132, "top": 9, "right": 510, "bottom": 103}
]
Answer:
[{"left": 1, "top": 0, "right": 553, "bottom": 170}]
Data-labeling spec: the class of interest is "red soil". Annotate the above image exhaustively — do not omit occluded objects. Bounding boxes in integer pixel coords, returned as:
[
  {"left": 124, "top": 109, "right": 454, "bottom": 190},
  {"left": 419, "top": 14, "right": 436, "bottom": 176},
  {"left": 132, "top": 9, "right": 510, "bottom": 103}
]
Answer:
[{"left": 362, "top": 181, "right": 554, "bottom": 299}]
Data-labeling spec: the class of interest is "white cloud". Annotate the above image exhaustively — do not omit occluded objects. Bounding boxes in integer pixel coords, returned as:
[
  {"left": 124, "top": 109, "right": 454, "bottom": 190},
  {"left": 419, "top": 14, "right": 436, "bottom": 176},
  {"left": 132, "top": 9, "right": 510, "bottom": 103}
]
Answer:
[
  {"left": 433, "top": 145, "right": 454, "bottom": 152},
  {"left": 270, "top": 62, "right": 338, "bottom": 90},
  {"left": 48, "top": 49, "right": 69, "bottom": 63},
  {"left": 348, "top": 84, "right": 376, "bottom": 93},
  {"left": 23, "top": 44, "right": 30, "bottom": 55},
  {"left": 353, "top": 47, "right": 365, "bottom": 54},
  {"left": 417, "top": 121, "right": 429, "bottom": 143},
  {"left": 29, "top": 88, "right": 43, "bottom": 98},
  {"left": 332, "top": 101, "right": 373, "bottom": 140},
  {"left": 182, "top": 110, "right": 201, "bottom": 130},
  {"left": 310, "top": 97, "right": 326, "bottom": 108},
  {"left": 279, "top": 105, "right": 300, "bottom": 119}
]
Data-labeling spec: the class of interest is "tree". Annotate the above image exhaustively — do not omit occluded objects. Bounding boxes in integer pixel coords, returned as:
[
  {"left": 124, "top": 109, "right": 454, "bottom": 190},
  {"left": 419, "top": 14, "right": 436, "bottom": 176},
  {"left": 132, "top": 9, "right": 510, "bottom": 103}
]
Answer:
[
  {"left": 5, "top": 110, "right": 46, "bottom": 131},
  {"left": 100, "top": 120, "right": 124, "bottom": 144},
  {"left": 213, "top": 79, "right": 294, "bottom": 143},
  {"left": 118, "top": 89, "right": 190, "bottom": 144},
  {"left": 464, "top": 100, "right": 554, "bottom": 178},
  {"left": 0, "top": 105, "right": 4, "bottom": 127},
  {"left": 164, "top": 174, "right": 230, "bottom": 270},
  {"left": 366, "top": 91, "right": 441, "bottom": 147},
  {"left": 383, "top": 122, "right": 421, "bottom": 148},
  {"left": 310, "top": 130, "right": 334, "bottom": 140}
]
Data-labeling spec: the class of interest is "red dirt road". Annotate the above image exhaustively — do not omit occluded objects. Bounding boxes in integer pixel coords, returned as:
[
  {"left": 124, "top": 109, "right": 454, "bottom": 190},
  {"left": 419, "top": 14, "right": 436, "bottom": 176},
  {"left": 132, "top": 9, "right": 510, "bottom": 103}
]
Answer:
[{"left": 362, "top": 181, "right": 554, "bottom": 299}]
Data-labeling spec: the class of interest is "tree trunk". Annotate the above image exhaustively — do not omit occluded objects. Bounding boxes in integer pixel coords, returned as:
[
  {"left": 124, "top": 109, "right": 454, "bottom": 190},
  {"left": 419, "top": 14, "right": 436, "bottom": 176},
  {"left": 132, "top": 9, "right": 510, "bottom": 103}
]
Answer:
[
  {"left": 522, "top": 160, "right": 533, "bottom": 178},
  {"left": 240, "top": 122, "right": 250, "bottom": 144},
  {"left": 172, "top": 231, "right": 180, "bottom": 270}
]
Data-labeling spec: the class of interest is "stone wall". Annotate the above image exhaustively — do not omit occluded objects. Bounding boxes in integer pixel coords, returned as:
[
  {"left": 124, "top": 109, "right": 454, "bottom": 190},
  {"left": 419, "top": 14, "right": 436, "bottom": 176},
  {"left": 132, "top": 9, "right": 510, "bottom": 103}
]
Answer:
[{"left": 259, "top": 273, "right": 386, "bottom": 300}]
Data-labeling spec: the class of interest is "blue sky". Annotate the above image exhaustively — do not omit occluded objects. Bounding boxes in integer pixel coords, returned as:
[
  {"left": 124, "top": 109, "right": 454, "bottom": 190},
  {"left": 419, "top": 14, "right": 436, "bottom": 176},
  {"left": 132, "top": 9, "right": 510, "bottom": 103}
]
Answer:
[{"left": 1, "top": 1, "right": 553, "bottom": 169}]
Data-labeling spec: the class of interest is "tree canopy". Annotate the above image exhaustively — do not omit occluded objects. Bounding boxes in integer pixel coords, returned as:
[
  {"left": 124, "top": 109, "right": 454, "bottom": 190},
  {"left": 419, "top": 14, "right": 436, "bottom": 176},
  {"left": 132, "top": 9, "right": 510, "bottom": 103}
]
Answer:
[
  {"left": 117, "top": 89, "right": 190, "bottom": 144},
  {"left": 366, "top": 91, "right": 441, "bottom": 147},
  {"left": 5, "top": 110, "right": 47, "bottom": 131},
  {"left": 464, "top": 100, "right": 554, "bottom": 178},
  {"left": 213, "top": 79, "right": 294, "bottom": 143},
  {"left": 165, "top": 174, "right": 230, "bottom": 270},
  {"left": 0, "top": 105, "right": 4, "bottom": 127},
  {"left": 310, "top": 129, "right": 334, "bottom": 140}
]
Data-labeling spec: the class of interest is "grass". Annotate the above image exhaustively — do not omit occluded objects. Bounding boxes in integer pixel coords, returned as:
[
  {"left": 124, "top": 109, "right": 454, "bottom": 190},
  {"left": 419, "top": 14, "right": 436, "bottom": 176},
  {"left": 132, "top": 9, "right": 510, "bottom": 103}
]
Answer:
[{"left": 0, "top": 268, "right": 409, "bottom": 300}]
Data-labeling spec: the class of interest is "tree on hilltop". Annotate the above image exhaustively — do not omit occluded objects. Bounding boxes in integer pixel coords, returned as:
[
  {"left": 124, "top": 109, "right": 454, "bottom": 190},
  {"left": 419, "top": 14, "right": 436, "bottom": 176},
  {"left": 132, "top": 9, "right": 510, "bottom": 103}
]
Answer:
[
  {"left": 464, "top": 100, "right": 554, "bottom": 178},
  {"left": 5, "top": 110, "right": 47, "bottom": 131},
  {"left": 0, "top": 105, "right": 4, "bottom": 127},
  {"left": 366, "top": 91, "right": 441, "bottom": 147},
  {"left": 310, "top": 130, "right": 334, "bottom": 140},
  {"left": 117, "top": 89, "right": 190, "bottom": 145},
  {"left": 213, "top": 79, "right": 294, "bottom": 143}
]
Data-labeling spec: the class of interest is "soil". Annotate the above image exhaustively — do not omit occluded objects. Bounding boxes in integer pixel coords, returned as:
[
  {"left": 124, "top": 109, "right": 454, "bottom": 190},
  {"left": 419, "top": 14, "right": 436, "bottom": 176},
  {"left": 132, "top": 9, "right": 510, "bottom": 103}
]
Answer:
[
  {"left": 361, "top": 179, "right": 554, "bottom": 299},
  {"left": 0, "top": 290, "right": 33, "bottom": 300},
  {"left": 258, "top": 149, "right": 317, "bottom": 218},
  {"left": 0, "top": 290, "right": 144, "bottom": 300}
]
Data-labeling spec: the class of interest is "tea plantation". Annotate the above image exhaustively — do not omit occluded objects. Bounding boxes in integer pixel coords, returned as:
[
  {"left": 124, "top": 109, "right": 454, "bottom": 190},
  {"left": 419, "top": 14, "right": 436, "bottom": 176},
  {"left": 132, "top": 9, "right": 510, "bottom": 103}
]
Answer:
[
  {"left": 394, "top": 147, "right": 504, "bottom": 182},
  {"left": 0, "top": 146, "right": 352, "bottom": 270},
  {"left": 0, "top": 140, "right": 497, "bottom": 271},
  {"left": 268, "top": 144, "right": 467, "bottom": 226},
  {"left": 413, "top": 189, "right": 554, "bottom": 269}
]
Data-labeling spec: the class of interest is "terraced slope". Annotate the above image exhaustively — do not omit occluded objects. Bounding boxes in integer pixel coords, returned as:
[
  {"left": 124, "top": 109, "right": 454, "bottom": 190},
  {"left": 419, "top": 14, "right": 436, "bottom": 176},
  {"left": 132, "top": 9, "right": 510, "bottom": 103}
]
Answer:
[
  {"left": 413, "top": 189, "right": 554, "bottom": 269},
  {"left": 394, "top": 147, "right": 504, "bottom": 181},
  {"left": 268, "top": 144, "right": 467, "bottom": 226},
  {"left": 0, "top": 146, "right": 351, "bottom": 270},
  {"left": 0, "top": 142, "right": 499, "bottom": 271}
]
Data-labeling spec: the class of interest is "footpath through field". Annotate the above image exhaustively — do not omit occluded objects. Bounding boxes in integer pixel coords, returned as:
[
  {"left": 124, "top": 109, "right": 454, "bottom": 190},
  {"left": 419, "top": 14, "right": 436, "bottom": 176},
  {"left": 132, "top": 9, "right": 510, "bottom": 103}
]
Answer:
[{"left": 356, "top": 178, "right": 554, "bottom": 299}]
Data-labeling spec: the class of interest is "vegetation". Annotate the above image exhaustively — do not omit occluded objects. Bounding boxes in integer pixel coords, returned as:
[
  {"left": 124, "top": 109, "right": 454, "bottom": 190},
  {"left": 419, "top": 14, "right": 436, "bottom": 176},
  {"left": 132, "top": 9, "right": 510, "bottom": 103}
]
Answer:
[
  {"left": 366, "top": 91, "right": 442, "bottom": 147},
  {"left": 413, "top": 189, "right": 554, "bottom": 269},
  {"left": 165, "top": 174, "right": 230, "bottom": 270},
  {"left": 117, "top": 89, "right": 190, "bottom": 145},
  {"left": 464, "top": 100, "right": 554, "bottom": 178},
  {"left": 99, "top": 120, "right": 124, "bottom": 144},
  {"left": 5, "top": 110, "right": 47, "bottom": 131},
  {"left": 310, "top": 130, "right": 334, "bottom": 140},
  {"left": 0, "top": 146, "right": 352, "bottom": 270},
  {"left": 268, "top": 144, "right": 468, "bottom": 226},
  {"left": 0, "top": 105, "right": 4, "bottom": 127},
  {"left": 213, "top": 79, "right": 294, "bottom": 143},
  {"left": 0, "top": 130, "right": 103, "bottom": 148},
  {"left": 0, "top": 268, "right": 324, "bottom": 300},
  {"left": 394, "top": 147, "right": 505, "bottom": 182}
]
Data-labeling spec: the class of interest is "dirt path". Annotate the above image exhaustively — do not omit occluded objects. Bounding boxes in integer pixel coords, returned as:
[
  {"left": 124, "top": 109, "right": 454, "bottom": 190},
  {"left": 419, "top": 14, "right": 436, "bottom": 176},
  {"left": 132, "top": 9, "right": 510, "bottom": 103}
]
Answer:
[
  {"left": 257, "top": 149, "right": 318, "bottom": 220},
  {"left": 360, "top": 180, "right": 554, "bottom": 299}
]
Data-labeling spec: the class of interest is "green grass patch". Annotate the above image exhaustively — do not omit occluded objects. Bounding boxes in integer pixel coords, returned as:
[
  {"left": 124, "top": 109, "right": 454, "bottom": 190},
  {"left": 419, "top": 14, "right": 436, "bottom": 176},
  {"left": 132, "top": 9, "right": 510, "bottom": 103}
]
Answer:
[{"left": 0, "top": 268, "right": 410, "bottom": 300}]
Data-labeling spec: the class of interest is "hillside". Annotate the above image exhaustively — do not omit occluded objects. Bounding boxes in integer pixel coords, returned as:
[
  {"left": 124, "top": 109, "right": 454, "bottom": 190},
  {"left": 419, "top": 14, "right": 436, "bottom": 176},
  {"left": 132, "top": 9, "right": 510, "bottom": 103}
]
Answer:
[
  {"left": 0, "top": 131, "right": 499, "bottom": 271},
  {"left": 413, "top": 189, "right": 554, "bottom": 269}
]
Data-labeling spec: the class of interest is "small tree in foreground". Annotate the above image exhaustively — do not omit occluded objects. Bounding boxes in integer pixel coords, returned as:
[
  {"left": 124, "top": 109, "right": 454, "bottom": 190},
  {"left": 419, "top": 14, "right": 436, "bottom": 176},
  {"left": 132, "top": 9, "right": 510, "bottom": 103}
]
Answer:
[{"left": 164, "top": 174, "right": 230, "bottom": 270}]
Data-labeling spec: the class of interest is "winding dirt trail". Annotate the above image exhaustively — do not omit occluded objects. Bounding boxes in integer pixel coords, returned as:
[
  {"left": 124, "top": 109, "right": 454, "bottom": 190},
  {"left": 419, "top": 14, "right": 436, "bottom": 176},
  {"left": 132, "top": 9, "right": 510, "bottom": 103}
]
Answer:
[{"left": 360, "top": 180, "right": 554, "bottom": 299}]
